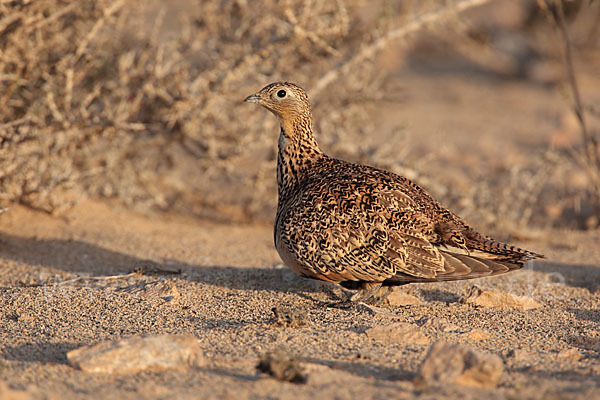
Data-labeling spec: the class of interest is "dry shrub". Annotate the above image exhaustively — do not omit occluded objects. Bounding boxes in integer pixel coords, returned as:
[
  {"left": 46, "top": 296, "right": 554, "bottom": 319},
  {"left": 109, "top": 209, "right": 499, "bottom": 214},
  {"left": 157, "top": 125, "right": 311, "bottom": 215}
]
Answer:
[
  {"left": 0, "top": 0, "right": 405, "bottom": 219},
  {"left": 0, "top": 0, "right": 174, "bottom": 212}
]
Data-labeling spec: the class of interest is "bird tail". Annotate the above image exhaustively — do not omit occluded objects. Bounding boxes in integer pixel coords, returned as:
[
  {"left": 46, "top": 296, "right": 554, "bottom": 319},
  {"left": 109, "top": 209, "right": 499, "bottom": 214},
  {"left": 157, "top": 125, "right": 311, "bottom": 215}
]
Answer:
[
  {"left": 386, "top": 239, "right": 544, "bottom": 284},
  {"left": 466, "top": 237, "right": 545, "bottom": 261},
  {"left": 386, "top": 251, "right": 523, "bottom": 284}
]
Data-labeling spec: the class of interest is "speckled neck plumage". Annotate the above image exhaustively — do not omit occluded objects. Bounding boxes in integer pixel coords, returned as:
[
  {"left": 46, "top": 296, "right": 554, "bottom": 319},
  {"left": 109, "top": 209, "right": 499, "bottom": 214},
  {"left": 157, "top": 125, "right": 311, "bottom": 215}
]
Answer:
[{"left": 276, "top": 113, "right": 324, "bottom": 199}]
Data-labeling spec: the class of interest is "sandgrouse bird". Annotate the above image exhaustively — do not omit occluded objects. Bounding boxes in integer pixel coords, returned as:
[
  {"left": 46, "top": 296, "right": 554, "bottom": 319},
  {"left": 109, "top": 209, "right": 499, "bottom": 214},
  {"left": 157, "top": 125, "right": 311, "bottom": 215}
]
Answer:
[{"left": 245, "top": 82, "right": 543, "bottom": 303}]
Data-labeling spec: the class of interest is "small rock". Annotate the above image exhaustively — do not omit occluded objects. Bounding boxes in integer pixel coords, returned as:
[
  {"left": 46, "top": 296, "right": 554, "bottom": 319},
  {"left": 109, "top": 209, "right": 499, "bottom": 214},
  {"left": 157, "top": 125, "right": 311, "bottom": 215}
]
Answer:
[
  {"left": 464, "top": 328, "right": 491, "bottom": 341},
  {"left": 461, "top": 286, "right": 542, "bottom": 310},
  {"left": 385, "top": 289, "right": 422, "bottom": 307},
  {"left": 256, "top": 350, "right": 306, "bottom": 384},
  {"left": 557, "top": 347, "right": 583, "bottom": 361},
  {"left": 365, "top": 323, "right": 429, "bottom": 345},
  {"left": 67, "top": 334, "right": 203, "bottom": 374},
  {"left": 417, "top": 342, "right": 504, "bottom": 388},
  {"left": 271, "top": 306, "right": 306, "bottom": 327}
]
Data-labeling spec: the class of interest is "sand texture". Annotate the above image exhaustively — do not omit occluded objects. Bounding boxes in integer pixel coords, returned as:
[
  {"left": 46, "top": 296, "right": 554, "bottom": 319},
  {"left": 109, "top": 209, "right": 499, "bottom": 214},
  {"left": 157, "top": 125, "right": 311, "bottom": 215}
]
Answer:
[{"left": 0, "top": 201, "right": 599, "bottom": 399}]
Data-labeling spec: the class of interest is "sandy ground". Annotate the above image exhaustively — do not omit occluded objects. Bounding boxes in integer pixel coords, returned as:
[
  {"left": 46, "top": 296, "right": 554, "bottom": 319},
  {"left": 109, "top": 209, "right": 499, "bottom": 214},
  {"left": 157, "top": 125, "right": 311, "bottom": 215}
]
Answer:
[
  {"left": 1, "top": 27, "right": 600, "bottom": 399},
  {"left": 0, "top": 196, "right": 599, "bottom": 399}
]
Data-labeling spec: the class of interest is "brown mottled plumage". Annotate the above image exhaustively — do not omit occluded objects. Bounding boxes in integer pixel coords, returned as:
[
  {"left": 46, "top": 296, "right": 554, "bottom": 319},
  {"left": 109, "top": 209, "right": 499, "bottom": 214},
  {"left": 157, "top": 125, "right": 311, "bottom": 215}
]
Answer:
[{"left": 244, "top": 82, "right": 544, "bottom": 303}]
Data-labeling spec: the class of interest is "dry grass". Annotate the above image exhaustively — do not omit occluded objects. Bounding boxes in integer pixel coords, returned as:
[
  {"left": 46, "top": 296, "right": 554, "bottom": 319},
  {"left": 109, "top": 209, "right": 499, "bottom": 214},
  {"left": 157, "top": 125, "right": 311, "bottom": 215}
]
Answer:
[{"left": 0, "top": 0, "right": 598, "bottom": 228}]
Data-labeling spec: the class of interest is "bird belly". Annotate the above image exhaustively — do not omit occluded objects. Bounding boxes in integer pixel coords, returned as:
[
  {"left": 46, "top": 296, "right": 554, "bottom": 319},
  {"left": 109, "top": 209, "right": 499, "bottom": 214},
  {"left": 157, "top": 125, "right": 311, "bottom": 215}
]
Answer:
[
  {"left": 275, "top": 235, "right": 340, "bottom": 283},
  {"left": 275, "top": 238, "right": 305, "bottom": 275}
]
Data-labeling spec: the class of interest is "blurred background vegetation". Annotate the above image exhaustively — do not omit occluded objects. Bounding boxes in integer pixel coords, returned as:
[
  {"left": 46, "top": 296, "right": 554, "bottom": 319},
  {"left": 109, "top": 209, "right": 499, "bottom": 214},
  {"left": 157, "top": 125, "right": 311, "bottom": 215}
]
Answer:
[{"left": 0, "top": 0, "right": 599, "bottom": 230}]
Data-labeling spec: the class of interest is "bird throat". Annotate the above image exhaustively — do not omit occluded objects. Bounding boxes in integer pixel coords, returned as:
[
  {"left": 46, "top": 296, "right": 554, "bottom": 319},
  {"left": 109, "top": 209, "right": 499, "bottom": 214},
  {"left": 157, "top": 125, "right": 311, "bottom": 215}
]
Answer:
[{"left": 276, "top": 116, "right": 323, "bottom": 198}]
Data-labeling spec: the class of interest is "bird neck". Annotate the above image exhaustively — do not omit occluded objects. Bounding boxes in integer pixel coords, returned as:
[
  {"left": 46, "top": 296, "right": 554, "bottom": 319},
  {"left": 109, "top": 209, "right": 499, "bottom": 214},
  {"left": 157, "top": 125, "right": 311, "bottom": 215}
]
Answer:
[{"left": 276, "top": 115, "right": 324, "bottom": 196}]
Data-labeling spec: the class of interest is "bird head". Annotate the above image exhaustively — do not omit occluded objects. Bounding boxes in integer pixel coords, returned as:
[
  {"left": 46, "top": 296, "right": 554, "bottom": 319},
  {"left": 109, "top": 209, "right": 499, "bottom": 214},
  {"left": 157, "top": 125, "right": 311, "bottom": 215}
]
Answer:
[{"left": 244, "top": 82, "right": 311, "bottom": 123}]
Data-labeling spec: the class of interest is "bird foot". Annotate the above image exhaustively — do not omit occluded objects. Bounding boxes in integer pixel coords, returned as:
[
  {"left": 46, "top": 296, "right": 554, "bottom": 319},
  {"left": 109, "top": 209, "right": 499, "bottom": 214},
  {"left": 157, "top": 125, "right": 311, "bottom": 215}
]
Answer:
[
  {"left": 349, "top": 284, "right": 392, "bottom": 306},
  {"left": 324, "top": 282, "right": 392, "bottom": 308}
]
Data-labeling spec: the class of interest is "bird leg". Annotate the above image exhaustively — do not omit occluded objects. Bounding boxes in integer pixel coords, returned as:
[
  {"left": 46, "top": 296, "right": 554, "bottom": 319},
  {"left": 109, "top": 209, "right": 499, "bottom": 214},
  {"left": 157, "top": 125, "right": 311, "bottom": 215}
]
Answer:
[
  {"left": 348, "top": 282, "right": 392, "bottom": 305},
  {"left": 326, "top": 281, "right": 392, "bottom": 308}
]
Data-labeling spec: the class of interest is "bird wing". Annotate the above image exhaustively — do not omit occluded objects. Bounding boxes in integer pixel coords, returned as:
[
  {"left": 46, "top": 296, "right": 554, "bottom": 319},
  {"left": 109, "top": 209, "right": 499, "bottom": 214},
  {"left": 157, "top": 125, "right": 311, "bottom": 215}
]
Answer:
[{"left": 277, "top": 181, "right": 447, "bottom": 283}]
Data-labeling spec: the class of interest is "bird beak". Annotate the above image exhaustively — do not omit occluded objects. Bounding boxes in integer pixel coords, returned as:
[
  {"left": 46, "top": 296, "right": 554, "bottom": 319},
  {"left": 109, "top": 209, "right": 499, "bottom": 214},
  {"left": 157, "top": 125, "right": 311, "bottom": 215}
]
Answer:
[{"left": 244, "top": 93, "right": 261, "bottom": 103}]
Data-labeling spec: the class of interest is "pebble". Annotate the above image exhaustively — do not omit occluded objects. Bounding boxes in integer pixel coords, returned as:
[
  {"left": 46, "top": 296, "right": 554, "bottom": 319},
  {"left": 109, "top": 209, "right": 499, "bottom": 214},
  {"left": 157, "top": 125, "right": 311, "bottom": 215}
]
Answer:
[
  {"left": 256, "top": 350, "right": 306, "bottom": 384},
  {"left": 461, "top": 285, "right": 542, "bottom": 310},
  {"left": 385, "top": 289, "right": 422, "bottom": 307},
  {"left": 417, "top": 342, "right": 504, "bottom": 388},
  {"left": 464, "top": 328, "right": 491, "bottom": 341},
  {"left": 67, "top": 334, "right": 203, "bottom": 374},
  {"left": 271, "top": 306, "right": 307, "bottom": 327}
]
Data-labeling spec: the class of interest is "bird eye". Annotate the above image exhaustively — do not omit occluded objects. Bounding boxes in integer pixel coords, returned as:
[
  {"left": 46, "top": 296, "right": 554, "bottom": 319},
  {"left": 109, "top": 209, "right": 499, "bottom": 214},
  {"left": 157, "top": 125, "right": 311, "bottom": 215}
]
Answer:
[{"left": 276, "top": 89, "right": 287, "bottom": 98}]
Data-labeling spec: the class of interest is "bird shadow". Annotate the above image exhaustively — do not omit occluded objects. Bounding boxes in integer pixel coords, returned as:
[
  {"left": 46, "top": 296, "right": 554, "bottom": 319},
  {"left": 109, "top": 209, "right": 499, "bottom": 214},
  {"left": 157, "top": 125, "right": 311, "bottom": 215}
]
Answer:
[
  {"left": 3, "top": 233, "right": 599, "bottom": 297},
  {"left": 418, "top": 288, "right": 461, "bottom": 303},
  {"left": 1, "top": 341, "right": 83, "bottom": 364},
  {"left": 0, "top": 233, "right": 325, "bottom": 295}
]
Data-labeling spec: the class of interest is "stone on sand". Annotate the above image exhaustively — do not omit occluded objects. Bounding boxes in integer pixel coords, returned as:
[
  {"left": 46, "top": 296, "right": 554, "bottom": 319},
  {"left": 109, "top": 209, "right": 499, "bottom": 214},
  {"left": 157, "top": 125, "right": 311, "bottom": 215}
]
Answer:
[
  {"left": 464, "top": 328, "right": 491, "bottom": 341},
  {"left": 271, "top": 306, "right": 307, "bottom": 327},
  {"left": 256, "top": 350, "right": 306, "bottom": 384},
  {"left": 365, "top": 323, "right": 428, "bottom": 345},
  {"left": 384, "top": 289, "right": 422, "bottom": 307},
  {"left": 462, "top": 286, "right": 542, "bottom": 310},
  {"left": 67, "top": 334, "right": 203, "bottom": 374},
  {"left": 417, "top": 342, "right": 504, "bottom": 388}
]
